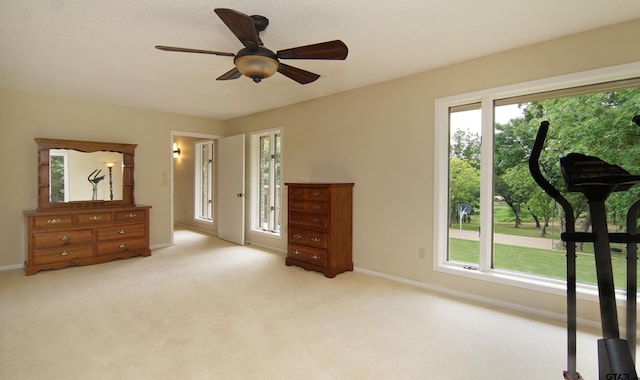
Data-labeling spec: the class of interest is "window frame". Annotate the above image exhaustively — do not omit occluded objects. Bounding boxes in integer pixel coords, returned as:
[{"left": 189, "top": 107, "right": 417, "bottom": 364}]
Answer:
[
  {"left": 433, "top": 61, "right": 640, "bottom": 301},
  {"left": 194, "top": 140, "right": 214, "bottom": 224},
  {"left": 250, "top": 127, "right": 283, "bottom": 238}
]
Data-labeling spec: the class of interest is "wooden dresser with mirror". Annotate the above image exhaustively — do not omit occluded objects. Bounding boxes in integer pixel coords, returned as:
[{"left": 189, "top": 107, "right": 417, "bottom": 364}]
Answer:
[{"left": 23, "top": 138, "right": 151, "bottom": 275}]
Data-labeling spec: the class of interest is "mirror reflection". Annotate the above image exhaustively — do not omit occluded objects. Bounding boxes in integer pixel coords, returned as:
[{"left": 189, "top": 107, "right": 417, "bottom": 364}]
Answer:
[{"left": 49, "top": 149, "right": 124, "bottom": 202}]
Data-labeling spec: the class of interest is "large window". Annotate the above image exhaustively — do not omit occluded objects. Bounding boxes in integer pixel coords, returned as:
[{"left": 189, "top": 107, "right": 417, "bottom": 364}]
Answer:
[
  {"left": 252, "top": 128, "right": 282, "bottom": 235},
  {"left": 435, "top": 63, "right": 640, "bottom": 294},
  {"left": 195, "top": 140, "right": 214, "bottom": 222}
]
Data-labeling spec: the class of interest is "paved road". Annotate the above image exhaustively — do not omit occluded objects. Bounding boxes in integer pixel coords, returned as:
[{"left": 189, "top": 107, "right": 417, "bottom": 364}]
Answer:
[{"left": 450, "top": 228, "right": 559, "bottom": 250}]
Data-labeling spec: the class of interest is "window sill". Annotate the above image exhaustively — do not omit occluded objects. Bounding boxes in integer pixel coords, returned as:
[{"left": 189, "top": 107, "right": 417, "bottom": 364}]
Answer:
[
  {"left": 250, "top": 228, "right": 282, "bottom": 239},
  {"left": 434, "top": 261, "right": 631, "bottom": 305}
]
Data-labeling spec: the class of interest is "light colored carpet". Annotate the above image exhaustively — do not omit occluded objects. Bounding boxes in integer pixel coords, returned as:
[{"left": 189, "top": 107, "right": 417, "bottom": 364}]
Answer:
[{"left": 1, "top": 228, "right": 601, "bottom": 379}]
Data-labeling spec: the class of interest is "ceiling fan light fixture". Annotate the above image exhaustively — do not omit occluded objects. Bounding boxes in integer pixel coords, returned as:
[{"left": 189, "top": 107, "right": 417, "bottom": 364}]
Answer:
[
  {"left": 156, "top": 9, "right": 348, "bottom": 84},
  {"left": 234, "top": 47, "right": 279, "bottom": 83}
]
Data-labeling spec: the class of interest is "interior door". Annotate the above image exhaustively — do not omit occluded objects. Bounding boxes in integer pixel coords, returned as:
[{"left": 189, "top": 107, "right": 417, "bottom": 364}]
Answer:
[{"left": 217, "top": 134, "right": 245, "bottom": 245}]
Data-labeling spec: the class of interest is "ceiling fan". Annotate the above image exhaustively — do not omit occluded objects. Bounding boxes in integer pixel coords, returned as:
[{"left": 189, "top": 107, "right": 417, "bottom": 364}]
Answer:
[{"left": 155, "top": 8, "right": 348, "bottom": 84}]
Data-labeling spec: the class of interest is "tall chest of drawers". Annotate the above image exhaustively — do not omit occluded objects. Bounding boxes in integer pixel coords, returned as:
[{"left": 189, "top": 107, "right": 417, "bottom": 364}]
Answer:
[
  {"left": 285, "top": 183, "right": 353, "bottom": 278},
  {"left": 23, "top": 205, "right": 151, "bottom": 275}
]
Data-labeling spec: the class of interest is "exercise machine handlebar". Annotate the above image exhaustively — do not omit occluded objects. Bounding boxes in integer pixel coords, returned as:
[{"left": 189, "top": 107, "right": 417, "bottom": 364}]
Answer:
[{"left": 529, "top": 121, "right": 582, "bottom": 380}]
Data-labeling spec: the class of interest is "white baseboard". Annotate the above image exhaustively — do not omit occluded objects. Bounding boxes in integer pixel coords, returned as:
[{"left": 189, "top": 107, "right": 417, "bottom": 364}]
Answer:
[
  {"left": 354, "top": 266, "right": 601, "bottom": 331},
  {"left": 247, "top": 241, "right": 286, "bottom": 255},
  {"left": 150, "top": 243, "right": 171, "bottom": 250},
  {"left": 174, "top": 222, "right": 217, "bottom": 236},
  {"left": 0, "top": 263, "right": 24, "bottom": 272}
]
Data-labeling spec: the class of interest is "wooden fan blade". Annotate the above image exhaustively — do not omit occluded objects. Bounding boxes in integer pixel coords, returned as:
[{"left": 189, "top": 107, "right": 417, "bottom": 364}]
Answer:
[
  {"left": 277, "top": 63, "right": 320, "bottom": 84},
  {"left": 277, "top": 40, "right": 348, "bottom": 60},
  {"left": 155, "top": 45, "right": 235, "bottom": 57},
  {"left": 214, "top": 8, "right": 260, "bottom": 51},
  {"left": 216, "top": 68, "right": 242, "bottom": 81}
]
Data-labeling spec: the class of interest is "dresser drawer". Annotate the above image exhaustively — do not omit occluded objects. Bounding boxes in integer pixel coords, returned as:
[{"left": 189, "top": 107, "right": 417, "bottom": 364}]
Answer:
[
  {"left": 32, "top": 229, "right": 93, "bottom": 250},
  {"left": 289, "top": 186, "right": 330, "bottom": 201},
  {"left": 97, "top": 223, "right": 146, "bottom": 241},
  {"left": 97, "top": 237, "right": 147, "bottom": 256},
  {"left": 289, "top": 227, "right": 328, "bottom": 249},
  {"left": 289, "top": 211, "right": 329, "bottom": 229},
  {"left": 31, "top": 245, "right": 93, "bottom": 265},
  {"left": 32, "top": 214, "right": 74, "bottom": 229},
  {"left": 77, "top": 212, "right": 113, "bottom": 225},
  {"left": 288, "top": 244, "right": 328, "bottom": 267},
  {"left": 289, "top": 200, "right": 329, "bottom": 214},
  {"left": 115, "top": 209, "right": 146, "bottom": 222}
]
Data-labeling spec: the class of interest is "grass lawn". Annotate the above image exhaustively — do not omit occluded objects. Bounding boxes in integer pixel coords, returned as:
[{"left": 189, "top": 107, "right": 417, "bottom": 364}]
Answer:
[
  {"left": 449, "top": 204, "right": 634, "bottom": 288},
  {"left": 449, "top": 238, "right": 629, "bottom": 288}
]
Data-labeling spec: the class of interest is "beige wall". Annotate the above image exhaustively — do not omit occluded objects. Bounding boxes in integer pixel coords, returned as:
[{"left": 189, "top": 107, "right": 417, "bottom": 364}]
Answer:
[
  {"left": 2, "top": 19, "right": 640, "bottom": 325},
  {"left": 227, "top": 19, "right": 640, "bottom": 325},
  {"left": 0, "top": 90, "right": 225, "bottom": 268}
]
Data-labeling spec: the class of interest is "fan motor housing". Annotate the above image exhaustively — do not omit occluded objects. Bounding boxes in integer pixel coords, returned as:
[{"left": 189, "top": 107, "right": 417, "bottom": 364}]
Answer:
[{"left": 250, "top": 15, "right": 269, "bottom": 32}]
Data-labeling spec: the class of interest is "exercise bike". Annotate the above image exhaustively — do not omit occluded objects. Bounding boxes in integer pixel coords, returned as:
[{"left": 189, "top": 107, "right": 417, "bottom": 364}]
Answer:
[{"left": 529, "top": 116, "right": 640, "bottom": 379}]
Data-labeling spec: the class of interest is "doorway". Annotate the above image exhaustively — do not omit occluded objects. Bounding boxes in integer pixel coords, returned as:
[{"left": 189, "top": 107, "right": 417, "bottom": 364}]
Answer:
[{"left": 170, "top": 131, "right": 246, "bottom": 246}]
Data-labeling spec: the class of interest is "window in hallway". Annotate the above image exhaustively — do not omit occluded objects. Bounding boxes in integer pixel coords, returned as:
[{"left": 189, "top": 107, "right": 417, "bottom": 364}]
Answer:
[{"left": 195, "top": 140, "right": 214, "bottom": 222}]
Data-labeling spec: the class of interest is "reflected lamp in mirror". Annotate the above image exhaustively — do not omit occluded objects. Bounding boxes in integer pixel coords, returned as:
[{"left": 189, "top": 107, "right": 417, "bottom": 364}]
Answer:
[
  {"left": 104, "top": 162, "right": 117, "bottom": 201},
  {"left": 173, "top": 143, "right": 181, "bottom": 158}
]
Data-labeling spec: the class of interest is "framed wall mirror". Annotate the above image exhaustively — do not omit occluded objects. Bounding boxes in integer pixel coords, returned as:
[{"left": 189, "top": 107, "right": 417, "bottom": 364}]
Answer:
[{"left": 35, "top": 138, "right": 137, "bottom": 209}]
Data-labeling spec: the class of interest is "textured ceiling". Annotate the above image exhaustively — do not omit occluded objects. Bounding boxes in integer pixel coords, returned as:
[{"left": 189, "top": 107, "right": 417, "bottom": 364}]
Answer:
[{"left": 1, "top": 1, "right": 640, "bottom": 120}]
